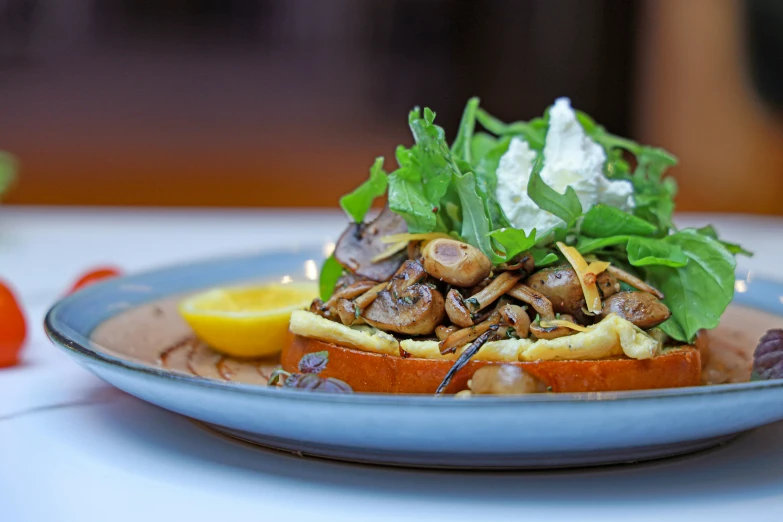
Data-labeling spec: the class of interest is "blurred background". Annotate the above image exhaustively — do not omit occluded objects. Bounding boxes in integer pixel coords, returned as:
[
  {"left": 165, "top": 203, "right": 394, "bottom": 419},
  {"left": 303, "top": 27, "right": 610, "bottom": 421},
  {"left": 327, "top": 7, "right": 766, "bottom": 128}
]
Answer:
[{"left": 0, "top": 0, "right": 781, "bottom": 214}]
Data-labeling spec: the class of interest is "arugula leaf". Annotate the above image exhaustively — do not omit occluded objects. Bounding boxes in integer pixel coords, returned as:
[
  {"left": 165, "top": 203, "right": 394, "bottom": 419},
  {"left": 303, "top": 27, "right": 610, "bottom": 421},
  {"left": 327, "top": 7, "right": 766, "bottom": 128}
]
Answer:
[
  {"left": 526, "top": 157, "right": 582, "bottom": 225},
  {"left": 387, "top": 166, "right": 436, "bottom": 233},
  {"left": 408, "top": 108, "right": 454, "bottom": 207},
  {"left": 0, "top": 152, "right": 17, "bottom": 200},
  {"left": 470, "top": 132, "right": 499, "bottom": 164},
  {"left": 339, "top": 157, "right": 388, "bottom": 223},
  {"left": 319, "top": 254, "right": 344, "bottom": 301},
  {"left": 644, "top": 229, "right": 736, "bottom": 342},
  {"left": 473, "top": 136, "right": 512, "bottom": 232},
  {"left": 581, "top": 205, "right": 657, "bottom": 237},
  {"left": 627, "top": 236, "right": 688, "bottom": 267},
  {"left": 452, "top": 172, "right": 503, "bottom": 263},
  {"left": 451, "top": 97, "right": 480, "bottom": 163},
  {"left": 576, "top": 235, "right": 631, "bottom": 254},
  {"left": 696, "top": 225, "right": 753, "bottom": 257},
  {"left": 531, "top": 248, "right": 559, "bottom": 267},
  {"left": 475, "top": 108, "right": 547, "bottom": 151},
  {"left": 577, "top": 112, "right": 679, "bottom": 234},
  {"left": 488, "top": 227, "right": 536, "bottom": 262}
]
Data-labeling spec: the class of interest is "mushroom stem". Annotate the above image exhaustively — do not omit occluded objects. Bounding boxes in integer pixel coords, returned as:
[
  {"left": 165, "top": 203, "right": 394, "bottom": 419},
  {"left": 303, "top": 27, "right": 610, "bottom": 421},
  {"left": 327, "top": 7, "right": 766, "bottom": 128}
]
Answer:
[
  {"left": 323, "top": 280, "right": 379, "bottom": 309},
  {"left": 466, "top": 271, "right": 524, "bottom": 312},
  {"left": 506, "top": 284, "right": 556, "bottom": 322},
  {"left": 353, "top": 282, "right": 388, "bottom": 310},
  {"left": 335, "top": 298, "right": 358, "bottom": 325},
  {"left": 439, "top": 312, "right": 502, "bottom": 355},
  {"left": 388, "top": 260, "right": 428, "bottom": 295},
  {"left": 495, "top": 252, "right": 535, "bottom": 274},
  {"left": 606, "top": 266, "right": 665, "bottom": 299},
  {"left": 435, "top": 325, "right": 499, "bottom": 395}
]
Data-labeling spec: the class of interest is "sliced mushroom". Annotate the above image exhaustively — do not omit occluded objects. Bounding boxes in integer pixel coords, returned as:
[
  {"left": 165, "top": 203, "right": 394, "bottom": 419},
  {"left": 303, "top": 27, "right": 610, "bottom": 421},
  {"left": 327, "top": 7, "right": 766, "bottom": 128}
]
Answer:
[
  {"left": 421, "top": 238, "right": 492, "bottom": 287},
  {"left": 435, "top": 325, "right": 459, "bottom": 342},
  {"left": 362, "top": 260, "right": 445, "bottom": 335},
  {"left": 530, "top": 314, "right": 578, "bottom": 340},
  {"left": 606, "top": 265, "right": 664, "bottom": 300},
  {"left": 500, "top": 304, "right": 531, "bottom": 338},
  {"left": 602, "top": 291, "right": 671, "bottom": 329},
  {"left": 465, "top": 271, "right": 524, "bottom": 313},
  {"left": 440, "top": 313, "right": 502, "bottom": 354},
  {"left": 445, "top": 289, "right": 474, "bottom": 328},
  {"left": 334, "top": 204, "right": 407, "bottom": 281},
  {"left": 505, "top": 284, "right": 556, "bottom": 322}
]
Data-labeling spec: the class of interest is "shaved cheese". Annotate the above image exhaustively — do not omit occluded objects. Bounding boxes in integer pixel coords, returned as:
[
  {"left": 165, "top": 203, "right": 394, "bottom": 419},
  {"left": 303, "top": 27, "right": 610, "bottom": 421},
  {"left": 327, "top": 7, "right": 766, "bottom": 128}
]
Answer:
[
  {"left": 539, "top": 319, "right": 589, "bottom": 332},
  {"left": 370, "top": 241, "right": 408, "bottom": 263},
  {"left": 556, "top": 242, "right": 609, "bottom": 314},
  {"left": 380, "top": 232, "right": 452, "bottom": 244}
]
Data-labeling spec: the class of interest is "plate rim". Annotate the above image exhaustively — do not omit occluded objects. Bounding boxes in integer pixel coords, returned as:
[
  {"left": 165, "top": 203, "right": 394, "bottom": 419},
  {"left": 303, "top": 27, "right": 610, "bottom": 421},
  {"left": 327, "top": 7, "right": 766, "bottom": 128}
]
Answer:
[{"left": 44, "top": 248, "right": 783, "bottom": 407}]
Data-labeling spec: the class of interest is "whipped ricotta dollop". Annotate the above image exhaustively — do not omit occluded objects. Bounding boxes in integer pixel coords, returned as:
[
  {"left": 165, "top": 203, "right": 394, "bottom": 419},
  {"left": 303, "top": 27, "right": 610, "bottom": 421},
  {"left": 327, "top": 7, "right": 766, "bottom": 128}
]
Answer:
[{"left": 495, "top": 97, "right": 635, "bottom": 235}]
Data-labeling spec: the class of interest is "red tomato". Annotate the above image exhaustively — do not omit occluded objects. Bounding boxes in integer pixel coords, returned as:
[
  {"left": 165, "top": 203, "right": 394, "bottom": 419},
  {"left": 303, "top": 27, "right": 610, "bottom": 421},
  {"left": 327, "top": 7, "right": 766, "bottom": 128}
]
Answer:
[
  {"left": 68, "top": 267, "right": 122, "bottom": 294},
  {"left": 0, "top": 281, "right": 26, "bottom": 368}
]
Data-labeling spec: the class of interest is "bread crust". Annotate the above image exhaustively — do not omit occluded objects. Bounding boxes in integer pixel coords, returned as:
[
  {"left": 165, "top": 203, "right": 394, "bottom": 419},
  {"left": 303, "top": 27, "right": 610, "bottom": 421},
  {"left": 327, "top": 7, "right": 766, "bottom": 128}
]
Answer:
[{"left": 283, "top": 335, "right": 702, "bottom": 394}]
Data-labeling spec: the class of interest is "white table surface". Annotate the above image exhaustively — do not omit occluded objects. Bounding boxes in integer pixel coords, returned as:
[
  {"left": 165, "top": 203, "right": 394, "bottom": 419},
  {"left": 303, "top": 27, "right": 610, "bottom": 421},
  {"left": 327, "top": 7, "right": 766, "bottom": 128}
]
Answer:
[{"left": 2, "top": 206, "right": 783, "bottom": 522}]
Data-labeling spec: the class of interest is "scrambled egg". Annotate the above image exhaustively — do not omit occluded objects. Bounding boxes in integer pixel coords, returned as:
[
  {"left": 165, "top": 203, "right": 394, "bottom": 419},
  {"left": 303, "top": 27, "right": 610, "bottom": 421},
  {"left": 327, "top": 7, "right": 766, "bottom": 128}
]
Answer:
[
  {"left": 289, "top": 310, "right": 399, "bottom": 355},
  {"left": 289, "top": 310, "right": 659, "bottom": 362}
]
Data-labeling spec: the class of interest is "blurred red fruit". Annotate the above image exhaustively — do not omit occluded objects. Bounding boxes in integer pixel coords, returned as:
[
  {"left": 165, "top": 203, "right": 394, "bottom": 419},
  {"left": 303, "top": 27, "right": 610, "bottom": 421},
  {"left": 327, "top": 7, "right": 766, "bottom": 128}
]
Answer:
[
  {"left": 68, "top": 267, "right": 122, "bottom": 294},
  {"left": 0, "top": 280, "right": 26, "bottom": 368}
]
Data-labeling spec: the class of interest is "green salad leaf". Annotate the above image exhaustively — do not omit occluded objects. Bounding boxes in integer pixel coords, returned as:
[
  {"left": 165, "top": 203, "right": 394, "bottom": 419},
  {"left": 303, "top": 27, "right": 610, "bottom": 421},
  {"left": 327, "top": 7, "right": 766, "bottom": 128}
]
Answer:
[
  {"left": 470, "top": 132, "right": 499, "bottom": 164},
  {"left": 329, "top": 96, "right": 748, "bottom": 345},
  {"left": 526, "top": 157, "right": 582, "bottom": 225},
  {"left": 319, "top": 254, "right": 344, "bottom": 301},
  {"left": 531, "top": 248, "right": 559, "bottom": 267},
  {"left": 0, "top": 152, "right": 17, "bottom": 200},
  {"left": 387, "top": 165, "right": 436, "bottom": 233},
  {"left": 696, "top": 225, "right": 753, "bottom": 257},
  {"left": 339, "top": 157, "right": 387, "bottom": 223},
  {"left": 644, "top": 229, "right": 736, "bottom": 342},
  {"left": 451, "top": 97, "right": 480, "bottom": 163},
  {"left": 626, "top": 236, "right": 688, "bottom": 267},
  {"left": 473, "top": 136, "right": 512, "bottom": 233},
  {"left": 576, "top": 235, "right": 631, "bottom": 254},
  {"left": 407, "top": 108, "right": 455, "bottom": 208},
  {"left": 489, "top": 227, "right": 537, "bottom": 262},
  {"left": 453, "top": 172, "right": 504, "bottom": 264},
  {"left": 476, "top": 107, "right": 547, "bottom": 151},
  {"left": 581, "top": 205, "right": 657, "bottom": 237}
]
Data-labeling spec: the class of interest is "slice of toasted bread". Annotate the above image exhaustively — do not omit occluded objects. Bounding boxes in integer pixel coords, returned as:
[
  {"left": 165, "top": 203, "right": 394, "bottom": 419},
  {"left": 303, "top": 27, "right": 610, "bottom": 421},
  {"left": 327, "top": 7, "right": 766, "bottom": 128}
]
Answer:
[{"left": 283, "top": 335, "right": 702, "bottom": 394}]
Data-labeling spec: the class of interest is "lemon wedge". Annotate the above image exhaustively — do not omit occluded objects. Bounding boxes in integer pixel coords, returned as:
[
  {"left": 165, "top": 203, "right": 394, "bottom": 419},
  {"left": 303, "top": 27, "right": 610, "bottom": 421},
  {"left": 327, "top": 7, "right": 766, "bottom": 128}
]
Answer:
[{"left": 178, "top": 282, "right": 317, "bottom": 358}]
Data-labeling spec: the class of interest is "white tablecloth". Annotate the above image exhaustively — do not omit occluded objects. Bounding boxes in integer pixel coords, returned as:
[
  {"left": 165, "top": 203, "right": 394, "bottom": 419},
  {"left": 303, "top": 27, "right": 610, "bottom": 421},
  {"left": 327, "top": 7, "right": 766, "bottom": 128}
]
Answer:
[{"left": 2, "top": 207, "right": 783, "bottom": 522}]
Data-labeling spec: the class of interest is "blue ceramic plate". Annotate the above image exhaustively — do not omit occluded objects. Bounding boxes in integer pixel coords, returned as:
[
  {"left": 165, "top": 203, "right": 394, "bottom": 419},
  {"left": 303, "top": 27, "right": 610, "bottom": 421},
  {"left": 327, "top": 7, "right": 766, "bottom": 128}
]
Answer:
[{"left": 45, "top": 247, "right": 783, "bottom": 469}]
